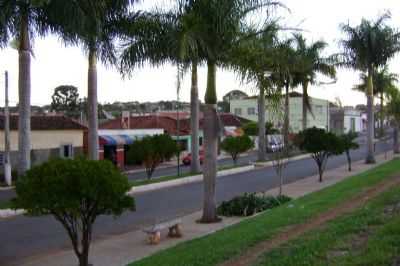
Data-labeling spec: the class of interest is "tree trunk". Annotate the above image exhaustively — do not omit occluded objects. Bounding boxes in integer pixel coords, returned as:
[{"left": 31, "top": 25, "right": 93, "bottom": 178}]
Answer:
[
  {"left": 283, "top": 83, "right": 290, "bottom": 147},
  {"left": 365, "top": 70, "right": 376, "bottom": 164},
  {"left": 302, "top": 81, "right": 309, "bottom": 131},
  {"left": 87, "top": 48, "right": 99, "bottom": 160},
  {"left": 18, "top": 12, "right": 32, "bottom": 175},
  {"left": 380, "top": 92, "right": 384, "bottom": 138},
  {"left": 346, "top": 150, "right": 352, "bottom": 171},
  {"left": 258, "top": 87, "right": 266, "bottom": 161},
  {"left": 190, "top": 62, "right": 201, "bottom": 173},
  {"left": 394, "top": 124, "right": 399, "bottom": 154},
  {"left": 200, "top": 61, "right": 219, "bottom": 223}
]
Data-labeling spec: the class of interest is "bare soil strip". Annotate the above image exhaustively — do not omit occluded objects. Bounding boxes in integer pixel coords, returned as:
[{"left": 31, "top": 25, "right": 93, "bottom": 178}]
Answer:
[{"left": 219, "top": 175, "right": 400, "bottom": 266}]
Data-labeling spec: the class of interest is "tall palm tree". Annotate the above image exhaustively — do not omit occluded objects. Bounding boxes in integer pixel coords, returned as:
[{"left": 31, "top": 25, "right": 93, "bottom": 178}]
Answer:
[
  {"left": 293, "top": 34, "right": 336, "bottom": 131},
  {"left": 46, "top": 0, "right": 136, "bottom": 161},
  {"left": 353, "top": 66, "right": 398, "bottom": 137},
  {"left": 386, "top": 86, "right": 400, "bottom": 153},
  {"left": 186, "top": 0, "right": 281, "bottom": 223},
  {"left": 339, "top": 13, "right": 400, "bottom": 163},
  {"left": 0, "top": 0, "right": 55, "bottom": 175},
  {"left": 119, "top": 2, "right": 204, "bottom": 174},
  {"left": 231, "top": 24, "right": 281, "bottom": 162}
]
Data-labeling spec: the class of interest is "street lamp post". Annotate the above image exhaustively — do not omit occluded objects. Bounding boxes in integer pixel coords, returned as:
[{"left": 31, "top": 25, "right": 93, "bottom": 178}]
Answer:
[{"left": 4, "top": 71, "right": 12, "bottom": 186}]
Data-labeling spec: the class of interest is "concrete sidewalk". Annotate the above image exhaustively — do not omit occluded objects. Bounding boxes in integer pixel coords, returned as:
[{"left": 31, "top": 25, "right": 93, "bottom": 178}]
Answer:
[{"left": 14, "top": 151, "right": 397, "bottom": 266}]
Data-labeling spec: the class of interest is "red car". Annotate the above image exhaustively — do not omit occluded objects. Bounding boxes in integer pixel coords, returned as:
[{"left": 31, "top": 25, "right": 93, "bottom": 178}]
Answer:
[{"left": 182, "top": 150, "right": 205, "bottom": 166}]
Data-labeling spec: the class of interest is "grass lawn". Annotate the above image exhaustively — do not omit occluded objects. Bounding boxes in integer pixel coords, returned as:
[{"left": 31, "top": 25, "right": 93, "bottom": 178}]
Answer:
[
  {"left": 127, "top": 158, "right": 400, "bottom": 266},
  {"left": 256, "top": 184, "right": 400, "bottom": 266}
]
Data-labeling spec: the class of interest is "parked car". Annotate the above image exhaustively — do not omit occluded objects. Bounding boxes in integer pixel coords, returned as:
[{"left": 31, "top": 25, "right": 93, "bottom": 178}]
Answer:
[
  {"left": 182, "top": 150, "right": 205, "bottom": 165},
  {"left": 266, "top": 135, "right": 284, "bottom": 152}
]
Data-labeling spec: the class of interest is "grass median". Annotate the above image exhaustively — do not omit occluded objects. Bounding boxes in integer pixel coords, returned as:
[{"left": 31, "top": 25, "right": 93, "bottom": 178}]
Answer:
[
  {"left": 127, "top": 158, "right": 400, "bottom": 266},
  {"left": 255, "top": 182, "right": 400, "bottom": 265}
]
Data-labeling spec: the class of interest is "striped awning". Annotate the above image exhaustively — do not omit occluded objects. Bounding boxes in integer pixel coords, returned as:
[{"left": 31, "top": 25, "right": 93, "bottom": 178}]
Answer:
[{"left": 99, "top": 135, "right": 135, "bottom": 146}]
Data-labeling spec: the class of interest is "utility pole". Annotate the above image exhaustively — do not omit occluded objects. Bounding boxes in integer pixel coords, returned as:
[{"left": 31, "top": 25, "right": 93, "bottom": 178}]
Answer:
[
  {"left": 4, "top": 71, "right": 12, "bottom": 186},
  {"left": 176, "top": 67, "right": 181, "bottom": 177}
]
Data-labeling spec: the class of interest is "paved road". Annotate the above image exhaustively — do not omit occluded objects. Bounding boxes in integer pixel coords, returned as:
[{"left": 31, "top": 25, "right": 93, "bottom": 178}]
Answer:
[{"left": 0, "top": 139, "right": 393, "bottom": 265}]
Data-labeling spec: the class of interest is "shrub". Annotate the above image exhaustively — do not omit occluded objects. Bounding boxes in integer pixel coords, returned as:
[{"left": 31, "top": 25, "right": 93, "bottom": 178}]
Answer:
[
  {"left": 220, "top": 135, "right": 254, "bottom": 165},
  {"left": 126, "top": 140, "right": 145, "bottom": 165},
  {"left": 217, "top": 193, "right": 291, "bottom": 217},
  {"left": 13, "top": 158, "right": 135, "bottom": 266}
]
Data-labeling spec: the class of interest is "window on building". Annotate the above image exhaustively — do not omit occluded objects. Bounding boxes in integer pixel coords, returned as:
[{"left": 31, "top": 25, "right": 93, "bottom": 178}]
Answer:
[
  {"left": 234, "top": 108, "right": 242, "bottom": 116},
  {"left": 350, "top": 117, "right": 356, "bottom": 132},
  {"left": 315, "top": 105, "right": 323, "bottom": 114},
  {"left": 60, "top": 144, "right": 73, "bottom": 159},
  {"left": 247, "top": 107, "right": 256, "bottom": 115},
  {"left": 199, "top": 137, "right": 203, "bottom": 146}
]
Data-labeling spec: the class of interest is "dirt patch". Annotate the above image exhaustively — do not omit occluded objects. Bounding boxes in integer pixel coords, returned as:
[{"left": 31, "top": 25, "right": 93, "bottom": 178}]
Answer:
[{"left": 219, "top": 175, "right": 400, "bottom": 266}]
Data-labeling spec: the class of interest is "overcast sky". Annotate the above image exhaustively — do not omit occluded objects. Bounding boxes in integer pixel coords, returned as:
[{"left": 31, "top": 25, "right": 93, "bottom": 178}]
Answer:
[{"left": 0, "top": 0, "right": 399, "bottom": 107}]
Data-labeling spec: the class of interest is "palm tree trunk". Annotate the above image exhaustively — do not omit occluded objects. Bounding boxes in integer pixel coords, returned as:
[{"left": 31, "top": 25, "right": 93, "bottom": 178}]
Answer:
[
  {"left": 365, "top": 69, "right": 376, "bottom": 164},
  {"left": 394, "top": 124, "right": 399, "bottom": 154},
  {"left": 302, "top": 81, "right": 309, "bottom": 131},
  {"left": 87, "top": 48, "right": 99, "bottom": 160},
  {"left": 190, "top": 62, "right": 201, "bottom": 173},
  {"left": 283, "top": 83, "right": 290, "bottom": 147},
  {"left": 18, "top": 12, "right": 31, "bottom": 175},
  {"left": 380, "top": 92, "right": 384, "bottom": 137},
  {"left": 200, "top": 60, "right": 219, "bottom": 223},
  {"left": 258, "top": 87, "right": 266, "bottom": 161}
]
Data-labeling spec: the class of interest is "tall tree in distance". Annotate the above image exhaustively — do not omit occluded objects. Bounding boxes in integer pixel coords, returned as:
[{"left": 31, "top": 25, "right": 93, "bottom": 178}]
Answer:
[
  {"left": 45, "top": 0, "right": 138, "bottom": 160},
  {"left": 353, "top": 66, "right": 398, "bottom": 137},
  {"left": 339, "top": 12, "right": 400, "bottom": 163},
  {"left": 0, "top": 0, "right": 56, "bottom": 174},
  {"left": 386, "top": 87, "right": 400, "bottom": 154},
  {"left": 51, "top": 85, "right": 80, "bottom": 118},
  {"left": 293, "top": 34, "right": 336, "bottom": 131}
]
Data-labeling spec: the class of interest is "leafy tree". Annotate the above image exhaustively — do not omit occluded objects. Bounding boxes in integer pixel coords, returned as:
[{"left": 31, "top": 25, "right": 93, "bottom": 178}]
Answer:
[
  {"left": 269, "top": 145, "right": 290, "bottom": 195},
  {"left": 340, "top": 131, "right": 359, "bottom": 171},
  {"left": 386, "top": 87, "right": 400, "bottom": 153},
  {"left": 51, "top": 85, "right": 80, "bottom": 118},
  {"left": 353, "top": 66, "right": 398, "bottom": 137},
  {"left": 133, "top": 135, "right": 178, "bottom": 179},
  {"left": 339, "top": 13, "right": 400, "bottom": 163},
  {"left": 220, "top": 135, "right": 254, "bottom": 165},
  {"left": 295, "top": 127, "right": 344, "bottom": 182},
  {"left": 242, "top": 121, "right": 279, "bottom": 136},
  {"left": 13, "top": 158, "right": 135, "bottom": 266},
  {"left": 292, "top": 34, "right": 336, "bottom": 131},
  {"left": 0, "top": 0, "right": 56, "bottom": 175}
]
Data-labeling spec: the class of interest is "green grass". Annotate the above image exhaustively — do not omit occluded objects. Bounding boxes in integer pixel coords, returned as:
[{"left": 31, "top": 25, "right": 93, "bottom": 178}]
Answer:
[
  {"left": 256, "top": 184, "right": 400, "bottom": 266},
  {"left": 0, "top": 200, "right": 12, "bottom": 210},
  {"left": 127, "top": 158, "right": 400, "bottom": 266}
]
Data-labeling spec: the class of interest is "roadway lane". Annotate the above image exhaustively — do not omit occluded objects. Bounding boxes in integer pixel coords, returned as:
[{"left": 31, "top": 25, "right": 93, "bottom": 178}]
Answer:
[{"left": 0, "top": 140, "right": 393, "bottom": 265}]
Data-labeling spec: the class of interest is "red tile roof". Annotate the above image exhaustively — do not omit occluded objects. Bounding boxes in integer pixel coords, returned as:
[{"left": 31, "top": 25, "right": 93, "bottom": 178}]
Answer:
[
  {"left": 0, "top": 115, "right": 87, "bottom": 131},
  {"left": 99, "top": 113, "right": 245, "bottom": 136}
]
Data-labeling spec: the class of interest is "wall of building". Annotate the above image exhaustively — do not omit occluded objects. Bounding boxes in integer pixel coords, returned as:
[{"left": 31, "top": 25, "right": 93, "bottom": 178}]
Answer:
[
  {"left": 0, "top": 130, "right": 84, "bottom": 151},
  {"left": 230, "top": 96, "right": 330, "bottom": 133},
  {"left": 343, "top": 114, "right": 363, "bottom": 133}
]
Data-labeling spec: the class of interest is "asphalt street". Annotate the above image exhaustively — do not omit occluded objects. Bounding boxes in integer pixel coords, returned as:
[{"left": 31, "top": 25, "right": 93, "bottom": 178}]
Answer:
[{"left": 0, "top": 139, "right": 393, "bottom": 265}]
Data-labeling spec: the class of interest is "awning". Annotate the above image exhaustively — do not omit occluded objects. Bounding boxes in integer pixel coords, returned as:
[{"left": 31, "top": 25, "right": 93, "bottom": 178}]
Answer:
[{"left": 99, "top": 135, "right": 135, "bottom": 146}]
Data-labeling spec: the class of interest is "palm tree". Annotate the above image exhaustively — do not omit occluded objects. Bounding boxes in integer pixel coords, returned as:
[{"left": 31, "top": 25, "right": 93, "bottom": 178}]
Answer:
[
  {"left": 386, "top": 87, "right": 400, "bottom": 153},
  {"left": 0, "top": 0, "right": 55, "bottom": 175},
  {"left": 119, "top": 2, "right": 204, "bottom": 174},
  {"left": 46, "top": 0, "right": 136, "bottom": 161},
  {"left": 186, "top": 0, "right": 281, "bottom": 223},
  {"left": 353, "top": 66, "right": 398, "bottom": 137},
  {"left": 293, "top": 34, "right": 336, "bottom": 131},
  {"left": 339, "top": 13, "right": 400, "bottom": 163}
]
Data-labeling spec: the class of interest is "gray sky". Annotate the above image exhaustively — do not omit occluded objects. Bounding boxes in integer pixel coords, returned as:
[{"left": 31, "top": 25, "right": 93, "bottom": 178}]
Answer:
[{"left": 0, "top": 0, "right": 399, "bottom": 107}]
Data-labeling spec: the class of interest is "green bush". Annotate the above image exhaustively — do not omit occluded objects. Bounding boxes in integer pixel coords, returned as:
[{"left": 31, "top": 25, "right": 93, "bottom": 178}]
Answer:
[
  {"left": 220, "top": 135, "right": 254, "bottom": 164},
  {"left": 13, "top": 158, "right": 135, "bottom": 266},
  {"left": 126, "top": 141, "right": 144, "bottom": 165},
  {"left": 217, "top": 193, "right": 291, "bottom": 217}
]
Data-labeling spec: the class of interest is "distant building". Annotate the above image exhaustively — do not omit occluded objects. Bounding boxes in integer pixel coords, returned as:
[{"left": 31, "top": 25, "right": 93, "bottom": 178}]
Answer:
[
  {"left": 0, "top": 115, "right": 86, "bottom": 170},
  {"left": 230, "top": 92, "right": 330, "bottom": 133},
  {"left": 222, "top": 90, "right": 249, "bottom": 102},
  {"left": 330, "top": 107, "right": 363, "bottom": 134}
]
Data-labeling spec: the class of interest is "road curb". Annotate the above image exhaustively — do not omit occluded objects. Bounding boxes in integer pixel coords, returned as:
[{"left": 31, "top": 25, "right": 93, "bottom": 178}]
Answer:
[
  {"left": 253, "top": 153, "right": 310, "bottom": 168},
  {"left": 127, "top": 165, "right": 255, "bottom": 195}
]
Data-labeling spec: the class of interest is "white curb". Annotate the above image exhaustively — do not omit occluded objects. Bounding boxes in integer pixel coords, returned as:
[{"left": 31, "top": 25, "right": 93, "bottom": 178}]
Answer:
[
  {"left": 0, "top": 209, "right": 25, "bottom": 218},
  {"left": 127, "top": 165, "right": 255, "bottom": 195}
]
